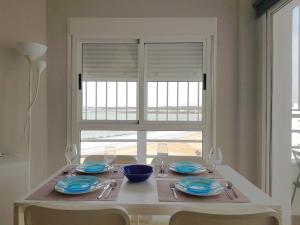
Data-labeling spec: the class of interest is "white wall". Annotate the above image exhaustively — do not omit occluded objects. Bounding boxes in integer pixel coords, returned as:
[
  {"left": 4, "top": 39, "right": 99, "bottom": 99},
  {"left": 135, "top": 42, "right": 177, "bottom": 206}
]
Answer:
[
  {"left": 0, "top": 0, "right": 47, "bottom": 224},
  {"left": 237, "top": 0, "right": 260, "bottom": 184},
  {"left": 0, "top": 159, "right": 27, "bottom": 225}
]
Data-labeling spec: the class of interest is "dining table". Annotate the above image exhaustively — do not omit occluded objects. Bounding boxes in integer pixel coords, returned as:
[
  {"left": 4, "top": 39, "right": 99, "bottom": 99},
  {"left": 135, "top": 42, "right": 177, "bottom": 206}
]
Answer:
[{"left": 14, "top": 164, "right": 281, "bottom": 225}]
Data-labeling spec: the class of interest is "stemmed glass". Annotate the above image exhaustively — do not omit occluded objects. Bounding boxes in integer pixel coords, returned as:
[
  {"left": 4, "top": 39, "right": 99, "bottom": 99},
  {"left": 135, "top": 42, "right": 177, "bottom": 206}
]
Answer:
[
  {"left": 104, "top": 146, "right": 117, "bottom": 178},
  {"left": 157, "top": 143, "right": 169, "bottom": 177},
  {"left": 208, "top": 147, "right": 223, "bottom": 169},
  {"left": 65, "top": 144, "right": 78, "bottom": 176}
]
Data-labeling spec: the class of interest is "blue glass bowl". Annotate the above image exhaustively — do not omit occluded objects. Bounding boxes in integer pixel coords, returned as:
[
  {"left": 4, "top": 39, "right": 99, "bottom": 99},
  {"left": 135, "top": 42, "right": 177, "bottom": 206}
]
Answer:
[{"left": 122, "top": 165, "right": 153, "bottom": 182}]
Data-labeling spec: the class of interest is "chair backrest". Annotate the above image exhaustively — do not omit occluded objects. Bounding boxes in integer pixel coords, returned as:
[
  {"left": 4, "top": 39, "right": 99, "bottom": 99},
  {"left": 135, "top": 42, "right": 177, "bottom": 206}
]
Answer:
[
  {"left": 292, "top": 150, "right": 300, "bottom": 170},
  {"left": 151, "top": 156, "right": 205, "bottom": 165},
  {"left": 83, "top": 155, "right": 137, "bottom": 164},
  {"left": 24, "top": 204, "right": 130, "bottom": 225},
  {"left": 169, "top": 209, "right": 280, "bottom": 225}
]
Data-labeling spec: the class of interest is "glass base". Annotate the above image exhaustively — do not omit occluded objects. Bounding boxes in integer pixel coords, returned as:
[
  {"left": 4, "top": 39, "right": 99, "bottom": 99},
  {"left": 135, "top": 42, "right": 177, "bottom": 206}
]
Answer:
[{"left": 158, "top": 173, "right": 168, "bottom": 178}]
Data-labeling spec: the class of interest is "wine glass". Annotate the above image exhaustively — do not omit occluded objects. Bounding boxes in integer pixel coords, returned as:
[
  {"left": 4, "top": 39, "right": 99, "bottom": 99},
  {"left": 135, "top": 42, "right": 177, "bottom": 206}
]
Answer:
[
  {"left": 208, "top": 147, "right": 223, "bottom": 169},
  {"left": 65, "top": 144, "right": 78, "bottom": 176},
  {"left": 104, "top": 146, "right": 117, "bottom": 178},
  {"left": 157, "top": 143, "right": 168, "bottom": 177},
  {"left": 65, "top": 144, "right": 78, "bottom": 165}
]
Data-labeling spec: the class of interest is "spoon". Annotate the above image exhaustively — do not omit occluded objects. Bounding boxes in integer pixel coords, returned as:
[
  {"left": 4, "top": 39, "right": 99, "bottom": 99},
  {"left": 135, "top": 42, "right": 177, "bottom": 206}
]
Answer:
[
  {"left": 105, "top": 180, "right": 118, "bottom": 199},
  {"left": 169, "top": 183, "right": 178, "bottom": 199},
  {"left": 226, "top": 181, "right": 238, "bottom": 198}
]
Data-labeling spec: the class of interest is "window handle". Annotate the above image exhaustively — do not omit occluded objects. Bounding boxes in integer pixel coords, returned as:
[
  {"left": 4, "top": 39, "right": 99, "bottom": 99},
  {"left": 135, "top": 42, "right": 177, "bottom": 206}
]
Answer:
[
  {"left": 203, "top": 73, "right": 207, "bottom": 90},
  {"left": 78, "top": 74, "right": 82, "bottom": 90}
]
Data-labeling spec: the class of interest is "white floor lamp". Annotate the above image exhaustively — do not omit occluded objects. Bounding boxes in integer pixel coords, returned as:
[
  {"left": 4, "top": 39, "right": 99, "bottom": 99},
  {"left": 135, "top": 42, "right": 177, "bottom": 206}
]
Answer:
[{"left": 17, "top": 42, "right": 47, "bottom": 190}]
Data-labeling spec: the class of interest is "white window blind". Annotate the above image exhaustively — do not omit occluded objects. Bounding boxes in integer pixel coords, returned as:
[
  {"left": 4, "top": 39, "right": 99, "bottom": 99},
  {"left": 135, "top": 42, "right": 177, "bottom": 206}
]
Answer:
[
  {"left": 82, "top": 43, "right": 138, "bottom": 81},
  {"left": 145, "top": 43, "right": 203, "bottom": 81}
]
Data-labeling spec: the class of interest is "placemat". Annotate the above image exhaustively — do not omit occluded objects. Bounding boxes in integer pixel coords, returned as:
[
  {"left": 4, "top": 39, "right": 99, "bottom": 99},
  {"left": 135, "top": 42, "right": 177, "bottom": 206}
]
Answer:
[
  {"left": 154, "top": 165, "right": 223, "bottom": 179},
  {"left": 27, "top": 177, "right": 123, "bottom": 201},
  {"left": 156, "top": 179, "right": 250, "bottom": 203}
]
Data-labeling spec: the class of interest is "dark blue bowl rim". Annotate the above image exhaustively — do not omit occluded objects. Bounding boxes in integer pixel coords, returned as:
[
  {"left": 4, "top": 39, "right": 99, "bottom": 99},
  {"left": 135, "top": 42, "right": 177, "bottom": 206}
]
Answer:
[{"left": 121, "top": 164, "right": 153, "bottom": 175}]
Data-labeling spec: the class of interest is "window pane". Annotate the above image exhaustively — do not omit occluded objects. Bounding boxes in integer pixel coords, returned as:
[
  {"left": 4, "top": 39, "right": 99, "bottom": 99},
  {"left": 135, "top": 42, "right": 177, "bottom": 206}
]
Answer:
[
  {"left": 189, "top": 82, "right": 198, "bottom": 121},
  {"left": 82, "top": 81, "right": 86, "bottom": 120},
  {"left": 86, "top": 81, "right": 96, "bottom": 120},
  {"left": 147, "top": 142, "right": 202, "bottom": 157},
  {"left": 178, "top": 82, "right": 188, "bottom": 121},
  {"left": 80, "top": 130, "right": 138, "bottom": 161},
  {"left": 117, "top": 82, "right": 126, "bottom": 120},
  {"left": 127, "top": 82, "right": 137, "bottom": 120},
  {"left": 158, "top": 82, "right": 167, "bottom": 120},
  {"left": 145, "top": 42, "right": 203, "bottom": 122},
  {"left": 81, "top": 142, "right": 137, "bottom": 158},
  {"left": 147, "top": 131, "right": 202, "bottom": 141},
  {"left": 107, "top": 82, "right": 116, "bottom": 120},
  {"left": 199, "top": 82, "right": 203, "bottom": 121},
  {"left": 82, "top": 43, "right": 138, "bottom": 121},
  {"left": 97, "top": 82, "right": 106, "bottom": 120},
  {"left": 147, "top": 82, "right": 157, "bottom": 120},
  {"left": 81, "top": 130, "right": 137, "bottom": 141},
  {"left": 168, "top": 82, "right": 177, "bottom": 121}
]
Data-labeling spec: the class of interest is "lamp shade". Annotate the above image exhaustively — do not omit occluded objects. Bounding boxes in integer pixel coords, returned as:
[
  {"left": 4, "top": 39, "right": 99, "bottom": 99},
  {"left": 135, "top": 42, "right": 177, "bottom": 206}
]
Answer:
[
  {"left": 36, "top": 60, "right": 47, "bottom": 75},
  {"left": 17, "top": 42, "right": 47, "bottom": 62}
]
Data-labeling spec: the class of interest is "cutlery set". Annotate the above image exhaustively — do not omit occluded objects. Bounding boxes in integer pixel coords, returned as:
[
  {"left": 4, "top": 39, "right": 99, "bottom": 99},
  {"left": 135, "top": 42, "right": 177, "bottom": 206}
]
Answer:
[
  {"left": 224, "top": 181, "right": 238, "bottom": 200},
  {"left": 97, "top": 180, "right": 118, "bottom": 199}
]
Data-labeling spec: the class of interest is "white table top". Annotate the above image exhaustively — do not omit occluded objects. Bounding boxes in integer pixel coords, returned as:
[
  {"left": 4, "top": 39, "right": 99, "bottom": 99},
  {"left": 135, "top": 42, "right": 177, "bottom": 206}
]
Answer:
[{"left": 15, "top": 165, "right": 281, "bottom": 215}]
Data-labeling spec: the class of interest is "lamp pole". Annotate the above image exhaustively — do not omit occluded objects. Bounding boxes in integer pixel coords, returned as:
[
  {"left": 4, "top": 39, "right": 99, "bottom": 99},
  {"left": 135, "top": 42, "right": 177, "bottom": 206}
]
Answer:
[{"left": 17, "top": 42, "right": 47, "bottom": 191}]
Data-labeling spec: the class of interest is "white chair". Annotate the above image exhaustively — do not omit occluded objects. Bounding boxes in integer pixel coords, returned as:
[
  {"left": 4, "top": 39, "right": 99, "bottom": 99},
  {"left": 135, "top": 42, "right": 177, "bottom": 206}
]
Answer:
[
  {"left": 169, "top": 208, "right": 280, "bottom": 225},
  {"left": 24, "top": 204, "right": 130, "bottom": 225},
  {"left": 151, "top": 156, "right": 205, "bottom": 165},
  {"left": 292, "top": 149, "right": 300, "bottom": 204},
  {"left": 83, "top": 155, "right": 137, "bottom": 164}
]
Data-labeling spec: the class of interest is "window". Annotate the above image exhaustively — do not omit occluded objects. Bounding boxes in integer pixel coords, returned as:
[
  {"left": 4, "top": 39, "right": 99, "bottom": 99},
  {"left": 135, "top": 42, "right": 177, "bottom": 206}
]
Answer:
[
  {"left": 82, "top": 42, "right": 138, "bottom": 120},
  {"left": 145, "top": 43, "right": 204, "bottom": 121},
  {"left": 72, "top": 38, "right": 211, "bottom": 163}
]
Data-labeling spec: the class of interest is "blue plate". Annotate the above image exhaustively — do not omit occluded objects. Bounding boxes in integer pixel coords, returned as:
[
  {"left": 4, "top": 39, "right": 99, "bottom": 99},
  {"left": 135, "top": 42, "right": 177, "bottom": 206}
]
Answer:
[
  {"left": 76, "top": 162, "right": 108, "bottom": 174},
  {"left": 55, "top": 175, "right": 101, "bottom": 194},
  {"left": 169, "top": 162, "right": 206, "bottom": 174},
  {"left": 175, "top": 177, "right": 223, "bottom": 196}
]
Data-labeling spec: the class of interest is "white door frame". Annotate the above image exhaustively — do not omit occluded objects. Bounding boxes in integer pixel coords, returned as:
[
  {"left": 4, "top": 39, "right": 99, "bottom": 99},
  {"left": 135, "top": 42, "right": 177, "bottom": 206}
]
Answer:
[{"left": 262, "top": 1, "right": 295, "bottom": 224}]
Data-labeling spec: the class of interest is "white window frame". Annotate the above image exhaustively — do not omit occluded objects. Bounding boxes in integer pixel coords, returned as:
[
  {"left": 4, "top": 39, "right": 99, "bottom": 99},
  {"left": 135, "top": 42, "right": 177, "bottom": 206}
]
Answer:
[{"left": 67, "top": 18, "right": 217, "bottom": 163}]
